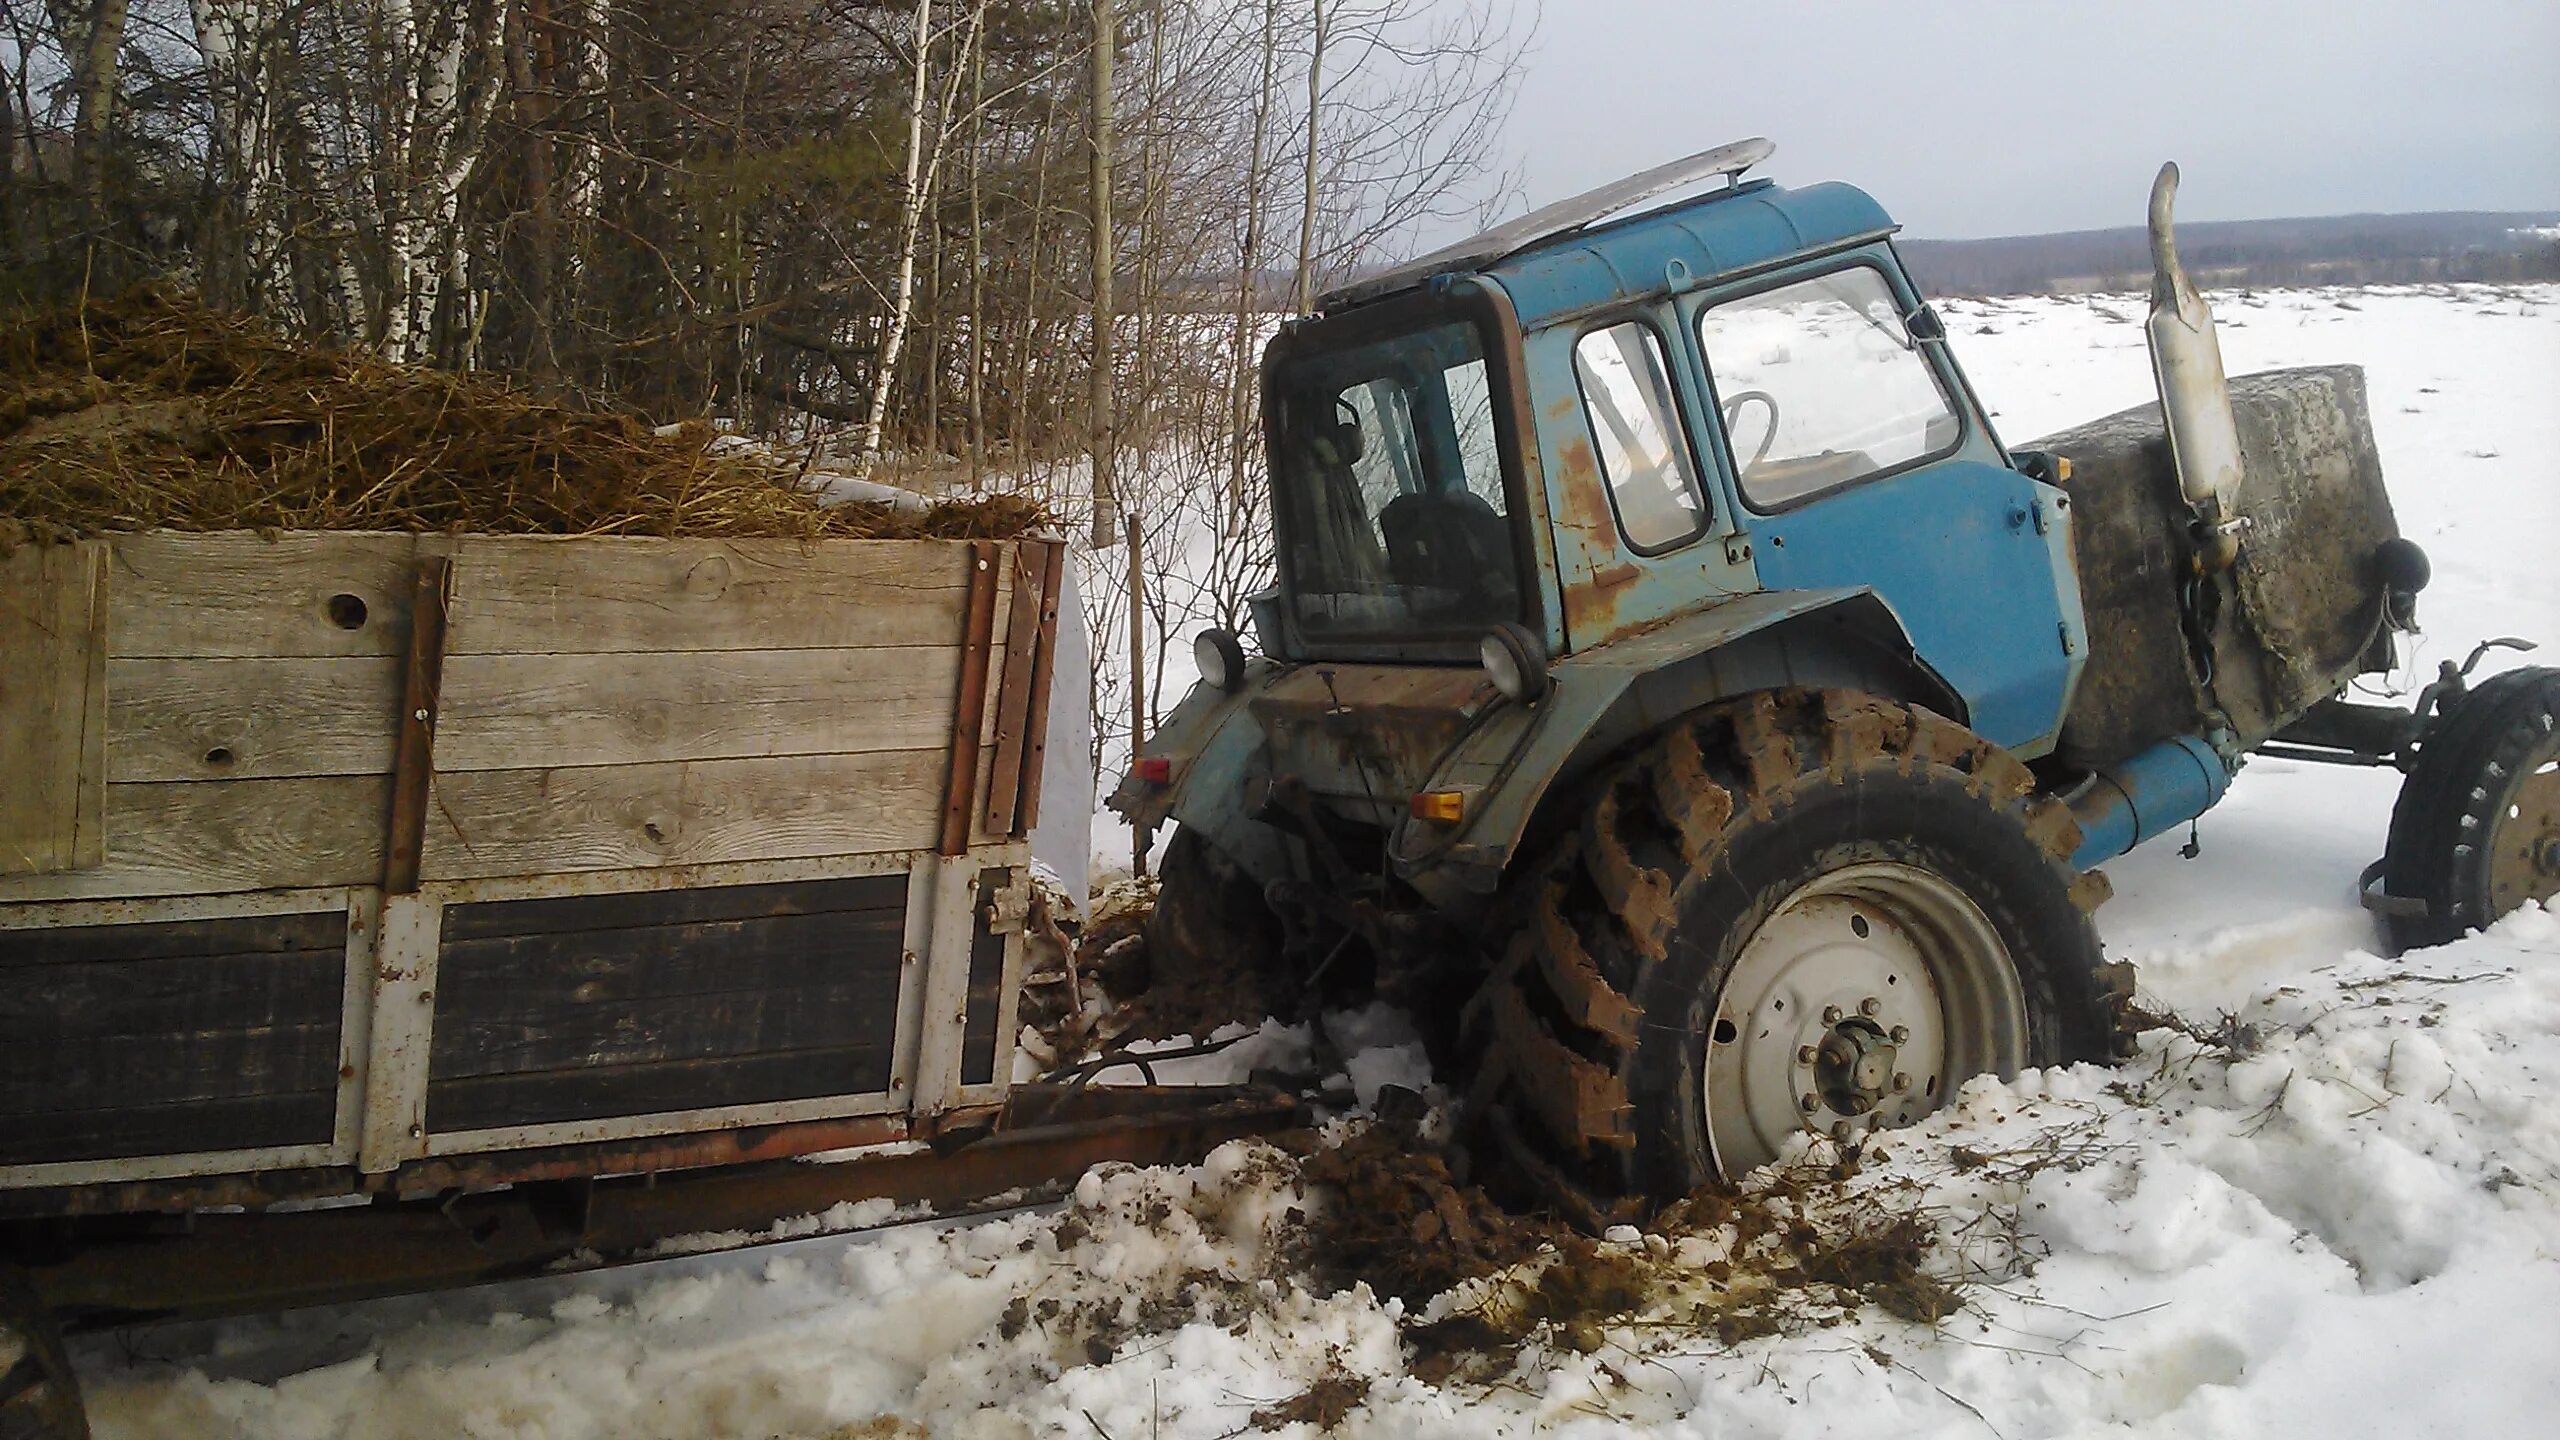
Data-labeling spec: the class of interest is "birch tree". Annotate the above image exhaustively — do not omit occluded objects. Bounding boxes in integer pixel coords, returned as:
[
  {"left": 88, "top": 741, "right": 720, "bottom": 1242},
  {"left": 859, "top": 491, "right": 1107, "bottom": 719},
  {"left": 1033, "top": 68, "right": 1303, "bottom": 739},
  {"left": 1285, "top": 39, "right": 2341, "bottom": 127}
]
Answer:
[{"left": 374, "top": 0, "right": 501, "bottom": 361}]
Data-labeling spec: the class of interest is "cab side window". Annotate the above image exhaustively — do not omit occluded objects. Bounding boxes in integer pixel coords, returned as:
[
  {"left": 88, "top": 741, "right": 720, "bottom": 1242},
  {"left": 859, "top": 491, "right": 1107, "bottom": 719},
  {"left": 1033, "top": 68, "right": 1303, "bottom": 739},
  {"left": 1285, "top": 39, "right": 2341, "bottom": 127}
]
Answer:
[
  {"left": 1696, "top": 266, "right": 1961, "bottom": 510},
  {"left": 1573, "top": 322, "right": 1708, "bottom": 551}
]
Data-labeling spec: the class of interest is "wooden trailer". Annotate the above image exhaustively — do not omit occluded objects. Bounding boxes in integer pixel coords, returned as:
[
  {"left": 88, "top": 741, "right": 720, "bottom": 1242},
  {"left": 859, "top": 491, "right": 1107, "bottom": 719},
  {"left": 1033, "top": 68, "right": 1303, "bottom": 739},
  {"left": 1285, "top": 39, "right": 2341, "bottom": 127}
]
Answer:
[{"left": 0, "top": 529, "right": 1073, "bottom": 1213}]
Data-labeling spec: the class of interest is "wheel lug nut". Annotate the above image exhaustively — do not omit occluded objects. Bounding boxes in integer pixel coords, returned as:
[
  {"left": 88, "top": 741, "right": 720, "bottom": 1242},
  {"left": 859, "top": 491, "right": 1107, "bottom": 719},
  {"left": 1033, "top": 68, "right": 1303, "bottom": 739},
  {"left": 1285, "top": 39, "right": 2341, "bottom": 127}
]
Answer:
[
  {"left": 1797, "top": 1045, "right": 1818, "bottom": 1065},
  {"left": 1822, "top": 1006, "right": 1843, "bottom": 1025},
  {"left": 1892, "top": 1073, "right": 1911, "bottom": 1092},
  {"left": 1830, "top": 1122, "right": 1853, "bottom": 1142},
  {"left": 1890, "top": 1025, "right": 1910, "bottom": 1044},
  {"left": 1859, "top": 997, "right": 1881, "bottom": 1018},
  {"left": 1800, "top": 1092, "right": 1820, "bottom": 1113}
]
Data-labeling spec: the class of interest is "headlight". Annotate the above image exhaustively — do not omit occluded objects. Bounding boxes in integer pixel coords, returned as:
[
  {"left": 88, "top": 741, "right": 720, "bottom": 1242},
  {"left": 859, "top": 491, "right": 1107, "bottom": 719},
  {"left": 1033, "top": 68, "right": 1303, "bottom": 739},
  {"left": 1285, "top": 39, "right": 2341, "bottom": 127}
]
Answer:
[
  {"left": 1480, "top": 622, "right": 1550, "bottom": 704},
  {"left": 1194, "top": 628, "right": 1247, "bottom": 692}
]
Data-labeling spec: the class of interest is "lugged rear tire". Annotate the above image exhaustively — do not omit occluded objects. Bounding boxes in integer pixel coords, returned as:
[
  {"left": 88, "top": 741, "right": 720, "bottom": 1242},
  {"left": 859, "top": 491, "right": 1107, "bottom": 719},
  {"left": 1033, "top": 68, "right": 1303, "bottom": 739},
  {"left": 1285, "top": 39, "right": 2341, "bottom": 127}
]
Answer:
[
  {"left": 1462, "top": 690, "right": 2125, "bottom": 1226},
  {"left": 2381, "top": 665, "right": 2560, "bottom": 951},
  {"left": 1122, "top": 827, "right": 1291, "bottom": 1031}
]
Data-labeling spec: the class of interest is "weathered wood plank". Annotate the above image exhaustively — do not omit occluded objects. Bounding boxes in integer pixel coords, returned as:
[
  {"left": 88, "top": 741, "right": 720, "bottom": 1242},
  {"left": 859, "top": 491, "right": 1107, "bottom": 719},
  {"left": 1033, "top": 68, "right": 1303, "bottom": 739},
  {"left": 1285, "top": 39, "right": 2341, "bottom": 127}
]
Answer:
[
  {"left": 434, "top": 647, "right": 966, "bottom": 771},
  {"left": 435, "top": 910, "right": 903, "bottom": 1019},
  {"left": 105, "top": 532, "right": 420, "bottom": 659},
  {"left": 105, "top": 657, "right": 401, "bottom": 782},
  {"left": 0, "top": 1021, "right": 342, "bottom": 1109},
  {"left": 438, "top": 872, "right": 907, "bottom": 941},
  {"left": 0, "top": 908, "right": 343, "bottom": 965},
  {"left": 426, "top": 1044, "right": 892, "bottom": 1132},
  {"left": 0, "top": 951, "right": 343, "bottom": 1043},
  {"left": 0, "top": 775, "right": 389, "bottom": 903},
  {"left": 101, "top": 644, "right": 978, "bottom": 782},
  {"left": 0, "top": 1092, "right": 337, "bottom": 1166},
  {"left": 417, "top": 750, "right": 947, "bottom": 881},
  {"left": 1, "top": 540, "right": 108, "bottom": 875},
  {"left": 443, "top": 536, "right": 980, "bottom": 654},
  {"left": 430, "top": 978, "right": 898, "bottom": 1077}
]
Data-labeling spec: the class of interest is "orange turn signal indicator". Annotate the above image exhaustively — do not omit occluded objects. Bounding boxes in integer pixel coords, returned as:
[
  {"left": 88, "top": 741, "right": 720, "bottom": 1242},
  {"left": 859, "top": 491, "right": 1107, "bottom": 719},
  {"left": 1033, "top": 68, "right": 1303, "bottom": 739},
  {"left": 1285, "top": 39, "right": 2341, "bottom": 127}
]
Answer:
[{"left": 1409, "top": 789, "right": 1466, "bottom": 824}]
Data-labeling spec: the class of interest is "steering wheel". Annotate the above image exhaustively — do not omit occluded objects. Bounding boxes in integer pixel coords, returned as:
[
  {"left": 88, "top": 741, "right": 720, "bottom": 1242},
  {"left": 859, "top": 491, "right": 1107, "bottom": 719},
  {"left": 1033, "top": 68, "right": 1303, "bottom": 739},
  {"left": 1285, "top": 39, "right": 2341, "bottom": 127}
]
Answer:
[{"left": 1721, "top": 390, "right": 1779, "bottom": 470}]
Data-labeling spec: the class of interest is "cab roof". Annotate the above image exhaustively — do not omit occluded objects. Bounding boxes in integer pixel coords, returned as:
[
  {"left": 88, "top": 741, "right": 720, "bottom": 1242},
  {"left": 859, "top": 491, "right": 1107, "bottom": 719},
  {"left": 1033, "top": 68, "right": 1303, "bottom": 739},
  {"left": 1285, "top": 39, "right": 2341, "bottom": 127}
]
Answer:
[{"left": 1320, "top": 139, "right": 1898, "bottom": 332}]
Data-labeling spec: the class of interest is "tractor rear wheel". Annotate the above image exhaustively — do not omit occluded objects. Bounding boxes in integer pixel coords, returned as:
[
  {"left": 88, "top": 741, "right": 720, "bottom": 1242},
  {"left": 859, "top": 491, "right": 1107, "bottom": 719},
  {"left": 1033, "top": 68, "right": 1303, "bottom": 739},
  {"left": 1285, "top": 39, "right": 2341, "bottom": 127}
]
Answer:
[
  {"left": 1463, "top": 690, "right": 2125, "bottom": 1227},
  {"left": 2380, "top": 665, "right": 2560, "bottom": 950},
  {"left": 0, "top": 1266, "right": 87, "bottom": 1440},
  {"left": 1122, "top": 827, "right": 1288, "bottom": 1032}
]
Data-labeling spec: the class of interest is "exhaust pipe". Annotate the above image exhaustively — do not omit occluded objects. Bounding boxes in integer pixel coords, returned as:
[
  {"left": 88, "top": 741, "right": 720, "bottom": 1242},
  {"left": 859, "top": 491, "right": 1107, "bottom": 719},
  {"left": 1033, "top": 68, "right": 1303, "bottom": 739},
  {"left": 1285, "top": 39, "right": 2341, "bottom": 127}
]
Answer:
[{"left": 2144, "top": 162, "right": 2248, "bottom": 573}]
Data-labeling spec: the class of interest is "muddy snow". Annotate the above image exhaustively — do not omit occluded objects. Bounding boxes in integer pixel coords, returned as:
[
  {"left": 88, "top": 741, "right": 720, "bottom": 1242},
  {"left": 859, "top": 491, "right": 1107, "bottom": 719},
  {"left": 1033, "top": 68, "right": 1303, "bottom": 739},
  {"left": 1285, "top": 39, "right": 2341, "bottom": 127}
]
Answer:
[{"left": 74, "top": 284, "right": 2560, "bottom": 1438}]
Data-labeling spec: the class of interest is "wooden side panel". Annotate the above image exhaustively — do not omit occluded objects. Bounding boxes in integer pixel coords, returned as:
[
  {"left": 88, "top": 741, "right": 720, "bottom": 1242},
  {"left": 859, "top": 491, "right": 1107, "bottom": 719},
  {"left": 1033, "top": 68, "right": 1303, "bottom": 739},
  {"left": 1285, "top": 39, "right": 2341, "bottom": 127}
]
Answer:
[
  {"left": 9, "top": 531, "right": 1028, "bottom": 899},
  {"left": 444, "top": 536, "right": 976, "bottom": 654},
  {"left": 417, "top": 750, "right": 948, "bottom": 881},
  {"left": 0, "top": 775, "right": 390, "bottom": 903},
  {"left": 0, "top": 541, "right": 108, "bottom": 875},
  {"left": 100, "top": 645, "right": 970, "bottom": 781},
  {"left": 426, "top": 875, "right": 909, "bottom": 1132},
  {"left": 0, "top": 908, "right": 346, "bottom": 1165},
  {"left": 433, "top": 647, "right": 966, "bottom": 771},
  {"left": 106, "top": 657, "right": 401, "bottom": 782},
  {"left": 105, "top": 532, "right": 419, "bottom": 659}
]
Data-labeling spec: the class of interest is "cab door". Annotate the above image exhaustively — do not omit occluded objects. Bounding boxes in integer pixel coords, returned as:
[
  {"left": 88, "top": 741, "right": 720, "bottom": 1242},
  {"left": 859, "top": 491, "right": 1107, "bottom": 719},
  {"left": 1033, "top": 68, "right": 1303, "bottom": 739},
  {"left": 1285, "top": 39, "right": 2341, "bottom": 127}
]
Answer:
[
  {"left": 1524, "top": 307, "right": 1760, "bottom": 650},
  {"left": 1684, "top": 254, "right": 2085, "bottom": 754}
]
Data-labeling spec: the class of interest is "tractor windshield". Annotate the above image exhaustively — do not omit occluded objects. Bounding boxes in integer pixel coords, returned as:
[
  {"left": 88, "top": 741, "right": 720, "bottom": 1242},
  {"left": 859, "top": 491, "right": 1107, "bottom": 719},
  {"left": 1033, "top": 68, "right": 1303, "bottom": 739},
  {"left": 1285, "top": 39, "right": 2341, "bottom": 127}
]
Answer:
[{"left": 1268, "top": 314, "right": 1522, "bottom": 640}]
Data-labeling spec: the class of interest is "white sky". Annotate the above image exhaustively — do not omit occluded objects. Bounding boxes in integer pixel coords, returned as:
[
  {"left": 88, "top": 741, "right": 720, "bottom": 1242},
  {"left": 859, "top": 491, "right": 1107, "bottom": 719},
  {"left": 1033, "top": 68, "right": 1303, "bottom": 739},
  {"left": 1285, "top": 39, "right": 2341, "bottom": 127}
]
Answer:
[{"left": 1490, "top": 0, "right": 2560, "bottom": 239}]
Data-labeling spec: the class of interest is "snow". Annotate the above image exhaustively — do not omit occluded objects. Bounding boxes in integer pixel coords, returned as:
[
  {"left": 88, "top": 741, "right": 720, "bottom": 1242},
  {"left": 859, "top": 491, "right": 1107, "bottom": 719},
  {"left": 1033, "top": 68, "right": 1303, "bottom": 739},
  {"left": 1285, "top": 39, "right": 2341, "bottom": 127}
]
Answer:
[{"left": 69, "top": 284, "right": 2560, "bottom": 1437}]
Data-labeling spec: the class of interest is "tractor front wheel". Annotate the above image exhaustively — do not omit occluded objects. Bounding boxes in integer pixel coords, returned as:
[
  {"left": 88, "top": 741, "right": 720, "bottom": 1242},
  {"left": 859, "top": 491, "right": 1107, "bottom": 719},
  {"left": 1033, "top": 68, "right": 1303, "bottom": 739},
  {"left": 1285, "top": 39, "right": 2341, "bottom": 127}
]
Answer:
[
  {"left": 1464, "top": 690, "right": 2126, "bottom": 1227},
  {"left": 2381, "top": 665, "right": 2560, "bottom": 950}
]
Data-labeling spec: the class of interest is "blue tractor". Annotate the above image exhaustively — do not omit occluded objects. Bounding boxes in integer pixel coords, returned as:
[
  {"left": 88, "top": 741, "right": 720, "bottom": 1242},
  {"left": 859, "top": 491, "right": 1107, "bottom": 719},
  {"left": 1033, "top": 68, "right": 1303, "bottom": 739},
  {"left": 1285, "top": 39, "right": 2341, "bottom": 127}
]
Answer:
[{"left": 1112, "top": 141, "right": 2556, "bottom": 1223}]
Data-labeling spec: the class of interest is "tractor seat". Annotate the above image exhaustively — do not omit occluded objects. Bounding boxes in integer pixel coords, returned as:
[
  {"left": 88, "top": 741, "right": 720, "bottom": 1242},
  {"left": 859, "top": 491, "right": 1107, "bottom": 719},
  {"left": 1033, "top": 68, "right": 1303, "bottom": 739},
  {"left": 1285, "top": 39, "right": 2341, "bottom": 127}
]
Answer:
[{"left": 1379, "top": 488, "right": 1515, "bottom": 618}]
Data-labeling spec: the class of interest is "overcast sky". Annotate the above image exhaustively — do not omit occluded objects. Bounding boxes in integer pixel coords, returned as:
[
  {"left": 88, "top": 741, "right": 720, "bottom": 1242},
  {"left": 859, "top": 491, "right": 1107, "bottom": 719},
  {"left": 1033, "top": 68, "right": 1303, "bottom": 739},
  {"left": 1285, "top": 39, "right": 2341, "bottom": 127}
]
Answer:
[{"left": 1488, "top": 0, "right": 2560, "bottom": 240}]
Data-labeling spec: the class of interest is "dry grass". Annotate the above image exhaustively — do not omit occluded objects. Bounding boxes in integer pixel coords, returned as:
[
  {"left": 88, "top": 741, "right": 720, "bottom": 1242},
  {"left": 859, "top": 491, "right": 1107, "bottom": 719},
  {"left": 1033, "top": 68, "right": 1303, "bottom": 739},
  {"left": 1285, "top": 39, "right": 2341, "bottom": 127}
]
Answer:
[{"left": 0, "top": 288, "right": 1049, "bottom": 541}]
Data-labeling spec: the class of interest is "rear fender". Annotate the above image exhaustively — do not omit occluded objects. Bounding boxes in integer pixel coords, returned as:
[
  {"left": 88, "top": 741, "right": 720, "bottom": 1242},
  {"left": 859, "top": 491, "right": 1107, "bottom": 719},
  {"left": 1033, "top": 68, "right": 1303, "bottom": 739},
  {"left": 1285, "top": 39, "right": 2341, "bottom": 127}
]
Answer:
[
  {"left": 1392, "top": 587, "right": 1962, "bottom": 911},
  {"left": 1108, "top": 663, "right": 1297, "bottom": 883}
]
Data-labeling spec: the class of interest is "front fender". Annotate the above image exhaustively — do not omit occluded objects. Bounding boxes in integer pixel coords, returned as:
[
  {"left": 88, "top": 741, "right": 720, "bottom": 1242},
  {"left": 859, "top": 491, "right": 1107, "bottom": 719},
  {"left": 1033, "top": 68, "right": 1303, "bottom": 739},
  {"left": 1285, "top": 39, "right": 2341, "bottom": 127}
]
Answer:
[{"left": 1392, "top": 587, "right": 1962, "bottom": 911}]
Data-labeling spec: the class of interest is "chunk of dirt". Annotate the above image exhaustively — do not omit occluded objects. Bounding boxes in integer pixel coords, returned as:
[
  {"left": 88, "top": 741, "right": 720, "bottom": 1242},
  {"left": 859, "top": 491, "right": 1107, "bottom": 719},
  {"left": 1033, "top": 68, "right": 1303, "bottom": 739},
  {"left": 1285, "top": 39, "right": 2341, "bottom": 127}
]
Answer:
[
  {"left": 1249, "top": 1364, "right": 1373, "bottom": 1431},
  {"left": 1288, "top": 1125, "right": 1564, "bottom": 1307},
  {"left": 1288, "top": 1126, "right": 1982, "bottom": 1380}
]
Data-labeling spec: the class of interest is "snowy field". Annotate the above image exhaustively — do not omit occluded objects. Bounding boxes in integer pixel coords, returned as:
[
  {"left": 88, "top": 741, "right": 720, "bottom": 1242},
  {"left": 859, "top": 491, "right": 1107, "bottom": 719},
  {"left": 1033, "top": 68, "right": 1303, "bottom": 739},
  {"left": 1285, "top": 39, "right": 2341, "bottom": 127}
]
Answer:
[{"left": 72, "top": 284, "right": 2560, "bottom": 1438}]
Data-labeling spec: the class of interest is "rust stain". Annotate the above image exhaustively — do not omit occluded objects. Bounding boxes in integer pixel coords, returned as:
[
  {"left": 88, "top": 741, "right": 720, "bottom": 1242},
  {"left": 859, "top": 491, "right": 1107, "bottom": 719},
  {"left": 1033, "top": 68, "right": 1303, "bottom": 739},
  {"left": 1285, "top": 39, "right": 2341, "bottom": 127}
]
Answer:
[{"left": 1589, "top": 561, "right": 1640, "bottom": 592}]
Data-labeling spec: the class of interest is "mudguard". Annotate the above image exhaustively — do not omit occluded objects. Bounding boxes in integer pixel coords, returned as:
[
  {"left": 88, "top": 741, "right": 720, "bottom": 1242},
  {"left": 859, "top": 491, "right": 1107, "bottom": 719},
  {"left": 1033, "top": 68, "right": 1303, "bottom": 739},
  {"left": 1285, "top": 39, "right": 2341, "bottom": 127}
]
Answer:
[{"left": 1388, "top": 586, "right": 1960, "bottom": 909}]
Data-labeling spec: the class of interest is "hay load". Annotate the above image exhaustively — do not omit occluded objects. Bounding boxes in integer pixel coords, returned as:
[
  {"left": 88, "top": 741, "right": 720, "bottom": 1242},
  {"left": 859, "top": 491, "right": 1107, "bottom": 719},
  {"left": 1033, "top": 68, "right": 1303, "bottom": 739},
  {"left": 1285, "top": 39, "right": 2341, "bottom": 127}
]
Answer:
[{"left": 0, "top": 288, "right": 1046, "bottom": 541}]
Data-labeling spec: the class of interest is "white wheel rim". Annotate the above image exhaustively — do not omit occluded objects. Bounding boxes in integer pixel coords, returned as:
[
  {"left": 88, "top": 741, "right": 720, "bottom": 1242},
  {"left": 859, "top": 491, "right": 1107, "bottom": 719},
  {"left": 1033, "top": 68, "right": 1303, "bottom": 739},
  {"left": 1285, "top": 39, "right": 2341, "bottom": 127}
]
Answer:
[{"left": 1704, "top": 861, "right": 2028, "bottom": 1175}]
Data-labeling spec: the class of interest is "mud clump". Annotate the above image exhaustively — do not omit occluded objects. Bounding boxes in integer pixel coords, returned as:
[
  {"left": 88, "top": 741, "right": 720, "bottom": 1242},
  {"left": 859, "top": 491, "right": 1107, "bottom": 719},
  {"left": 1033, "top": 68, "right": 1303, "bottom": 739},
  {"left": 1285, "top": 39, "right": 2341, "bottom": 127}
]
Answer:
[
  {"left": 1290, "top": 1125, "right": 1565, "bottom": 1307},
  {"left": 1250, "top": 1363, "right": 1373, "bottom": 1430},
  {"left": 1287, "top": 1126, "right": 1979, "bottom": 1383}
]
